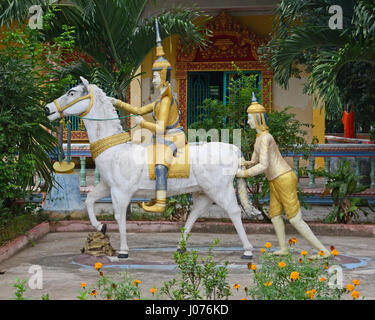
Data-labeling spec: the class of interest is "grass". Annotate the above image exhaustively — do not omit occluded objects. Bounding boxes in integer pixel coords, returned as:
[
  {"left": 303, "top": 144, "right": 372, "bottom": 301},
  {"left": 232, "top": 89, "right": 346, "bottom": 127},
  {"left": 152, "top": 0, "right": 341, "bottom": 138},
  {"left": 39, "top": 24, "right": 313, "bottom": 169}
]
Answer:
[{"left": 0, "top": 213, "right": 46, "bottom": 247}]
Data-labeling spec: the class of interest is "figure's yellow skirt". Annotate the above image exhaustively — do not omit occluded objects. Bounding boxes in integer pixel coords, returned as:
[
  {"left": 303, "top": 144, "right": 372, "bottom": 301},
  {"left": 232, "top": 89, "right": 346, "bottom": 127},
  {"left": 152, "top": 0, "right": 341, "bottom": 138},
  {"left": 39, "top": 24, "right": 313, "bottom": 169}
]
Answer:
[
  {"left": 147, "top": 144, "right": 190, "bottom": 180},
  {"left": 269, "top": 170, "right": 300, "bottom": 219}
]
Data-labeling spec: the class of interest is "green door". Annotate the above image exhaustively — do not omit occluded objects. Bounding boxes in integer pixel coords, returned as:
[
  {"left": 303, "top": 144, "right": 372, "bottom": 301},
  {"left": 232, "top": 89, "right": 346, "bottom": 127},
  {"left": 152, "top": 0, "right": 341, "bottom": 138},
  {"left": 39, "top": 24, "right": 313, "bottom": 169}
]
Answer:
[{"left": 187, "top": 72, "right": 211, "bottom": 127}]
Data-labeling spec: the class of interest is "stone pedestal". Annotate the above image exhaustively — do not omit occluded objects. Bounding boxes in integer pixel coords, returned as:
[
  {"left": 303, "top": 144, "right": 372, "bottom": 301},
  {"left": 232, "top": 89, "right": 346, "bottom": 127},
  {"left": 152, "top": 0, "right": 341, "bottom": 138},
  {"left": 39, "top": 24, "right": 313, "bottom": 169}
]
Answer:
[{"left": 43, "top": 173, "right": 86, "bottom": 218}]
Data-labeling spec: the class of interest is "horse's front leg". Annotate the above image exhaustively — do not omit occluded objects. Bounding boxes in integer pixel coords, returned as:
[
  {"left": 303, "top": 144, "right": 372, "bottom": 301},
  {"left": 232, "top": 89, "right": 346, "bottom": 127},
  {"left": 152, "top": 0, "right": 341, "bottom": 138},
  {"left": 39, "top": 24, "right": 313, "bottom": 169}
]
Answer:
[
  {"left": 85, "top": 180, "right": 110, "bottom": 233},
  {"left": 111, "top": 188, "right": 131, "bottom": 259}
]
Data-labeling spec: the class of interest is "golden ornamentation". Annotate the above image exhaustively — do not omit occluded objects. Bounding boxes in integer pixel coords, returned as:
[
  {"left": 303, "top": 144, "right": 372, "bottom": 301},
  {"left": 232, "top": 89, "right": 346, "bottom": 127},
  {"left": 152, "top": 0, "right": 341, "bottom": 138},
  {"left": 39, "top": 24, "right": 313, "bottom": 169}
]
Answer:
[
  {"left": 147, "top": 144, "right": 190, "bottom": 180},
  {"left": 90, "top": 132, "right": 131, "bottom": 160}
]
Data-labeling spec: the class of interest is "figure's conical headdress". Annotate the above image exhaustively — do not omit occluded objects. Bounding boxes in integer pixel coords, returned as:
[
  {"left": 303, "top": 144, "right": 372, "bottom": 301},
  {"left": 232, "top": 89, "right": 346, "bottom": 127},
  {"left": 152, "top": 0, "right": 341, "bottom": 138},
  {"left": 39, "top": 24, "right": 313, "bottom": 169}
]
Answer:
[
  {"left": 152, "top": 19, "right": 172, "bottom": 86},
  {"left": 247, "top": 92, "right": 269, "bottom": 131}
]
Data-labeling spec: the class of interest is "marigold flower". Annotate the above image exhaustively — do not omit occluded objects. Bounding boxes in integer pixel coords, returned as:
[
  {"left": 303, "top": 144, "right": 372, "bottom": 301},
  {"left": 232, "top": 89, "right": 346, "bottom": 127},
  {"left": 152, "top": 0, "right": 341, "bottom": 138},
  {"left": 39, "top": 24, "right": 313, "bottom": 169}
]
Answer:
[
  {"left": 330, "top": 245, "right": 335, "bottom": 251},
  {"left": 241, "top": 298, "right": 247, "bottom": 300},
  {"left": 234, "top": 283, "right": 240, "bottom": 290},
  {"left": 99, "top": 271, "right": 104, "bottom": 277},
  {"left": 331, "top": 249, "right": 339, "bottom": 256},
  {"left": 290, "top": 271, "right": 300, "bottom": 281},
  {"left": 80, "top": 282, "right": 86, "bottom": 288},
  {"left": 351, "top": 290, "right": 360, "bottom": 299},
  {"left": 94, "top": 262, "right": 103, "bottom": 271},
  {"left": 278, "top": 261, "right": 286, "bottom": 268},
  {"left": 311, "top": 289, "right": 317, "bottom": 294},
  {"left": 134, "top": 280, "right": 141, "bottom": 286},
  {"left": 251, "top": 264, "right": 257, "bottom": 271},
  {"left": 298, "top": 258, "right": 303, "bottom": 264},
  {"left": 264, "top": 281, "right": 272, "bottom": 287},
  {"left": 320, "top": 277, "right": 326, "bottom": 282},
  {"left": 150, "top": 288, "right": 157, "bottom": 294},
  {"left": 247, "top": 262, "right": 252, "bottom": 270},
  {"left": 352, "top": 279, "right": 360, "bottom": 286},
  {"left": 265, "top": 242, "right": 272, "bottom": 249},
  {"left": 306, "top": 290, "right": 315, "bottom": 300},
  {"left": 288, "top": 237, "right": 298, "bottom": 245},
  {"left": 260, "top": 248, "right": 265, "bottom": 253},
  {"left": 318, "top": 250, "right": 325, "bottom": 256},
  {"left": 346, "top": 284, "right": 355, "bottom": 292},
  {"left": 300, "top": 250, "right": 308, "bottom": 256},
  {"left": 90, "top": 289, "right": 98, "bottom": 297}
]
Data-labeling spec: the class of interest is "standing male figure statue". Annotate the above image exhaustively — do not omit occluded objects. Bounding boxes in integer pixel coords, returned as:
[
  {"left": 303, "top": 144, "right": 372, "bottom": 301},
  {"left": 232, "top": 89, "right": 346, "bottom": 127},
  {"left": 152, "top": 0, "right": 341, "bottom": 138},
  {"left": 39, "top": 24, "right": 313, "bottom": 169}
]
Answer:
[
  {"left": 110, "top": 19, "right": 185, "bottom": 214},
  {"left": 236, "top": 93, "right": 331, "bottom": 258}
]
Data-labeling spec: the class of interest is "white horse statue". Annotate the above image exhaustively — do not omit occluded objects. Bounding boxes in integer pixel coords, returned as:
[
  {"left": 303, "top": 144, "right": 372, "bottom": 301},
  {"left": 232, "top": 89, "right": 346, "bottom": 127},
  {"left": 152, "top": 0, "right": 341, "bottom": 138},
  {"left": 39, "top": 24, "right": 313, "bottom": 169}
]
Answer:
[{"left": 45, "top": 77, "right": 260, "bottom": 259}]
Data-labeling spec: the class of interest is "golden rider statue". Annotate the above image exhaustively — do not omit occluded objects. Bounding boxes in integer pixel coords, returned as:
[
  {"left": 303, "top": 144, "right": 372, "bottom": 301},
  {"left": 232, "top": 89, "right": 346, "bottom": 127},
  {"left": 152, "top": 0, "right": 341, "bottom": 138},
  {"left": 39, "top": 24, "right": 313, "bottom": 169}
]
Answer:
[
  {"left": 110, "top": 19, "right": 185, "bottom": 213},
  {"left": 236, "top": 93, "right": 331, "bottom": 258}
]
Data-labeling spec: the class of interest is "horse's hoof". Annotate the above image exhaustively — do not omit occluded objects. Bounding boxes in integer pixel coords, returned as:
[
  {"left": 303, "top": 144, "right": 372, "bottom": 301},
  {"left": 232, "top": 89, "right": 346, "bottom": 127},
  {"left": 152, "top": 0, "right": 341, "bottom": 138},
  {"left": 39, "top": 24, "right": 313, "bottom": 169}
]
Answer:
[
  {"left": 118, "top": 253, "right": 128, "bottom": 259},
  {"left": 101, "top": 224, "right": 107, "bottom": 235},
  {"left": 241, "top": 255, "right": 253, "bottom": 260}
]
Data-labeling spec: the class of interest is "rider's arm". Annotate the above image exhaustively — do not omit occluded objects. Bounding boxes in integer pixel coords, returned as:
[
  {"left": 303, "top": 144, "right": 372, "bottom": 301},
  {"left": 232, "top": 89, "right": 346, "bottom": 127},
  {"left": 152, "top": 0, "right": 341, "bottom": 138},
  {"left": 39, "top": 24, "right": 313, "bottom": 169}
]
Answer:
[
  {"left": 139, "top": 96, "right": 171, "bottom": 133},
  {"left": 115, "top": 99, "right": 154, "bottom": 115}
]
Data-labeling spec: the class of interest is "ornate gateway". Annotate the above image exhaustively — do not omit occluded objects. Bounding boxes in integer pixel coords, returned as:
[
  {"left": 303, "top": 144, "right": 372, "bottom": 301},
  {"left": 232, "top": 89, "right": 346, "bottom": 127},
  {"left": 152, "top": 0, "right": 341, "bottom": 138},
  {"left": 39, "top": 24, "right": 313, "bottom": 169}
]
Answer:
[{"left": 176, "top": 10, "right": 273, "bottom": 129}]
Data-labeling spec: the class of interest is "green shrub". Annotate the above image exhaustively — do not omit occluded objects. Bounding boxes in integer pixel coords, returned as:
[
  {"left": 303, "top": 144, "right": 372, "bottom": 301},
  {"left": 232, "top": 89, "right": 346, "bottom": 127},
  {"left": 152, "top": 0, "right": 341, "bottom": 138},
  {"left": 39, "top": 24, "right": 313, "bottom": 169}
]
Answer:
[
  {"left": 313, "top": 160, "right": 375, "bottom": 223},
  {"left": 245, "top": 240, "right": 361, "bottom": 300},
  {"left": 159, "top": 229, "right": 231, "bottom": 300}
]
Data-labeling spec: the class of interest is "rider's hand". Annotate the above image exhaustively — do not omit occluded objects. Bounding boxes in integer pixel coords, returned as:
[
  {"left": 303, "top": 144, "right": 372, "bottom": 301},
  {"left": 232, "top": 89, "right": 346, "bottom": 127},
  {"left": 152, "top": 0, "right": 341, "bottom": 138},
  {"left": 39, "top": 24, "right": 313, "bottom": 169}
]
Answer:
[
  {"left": 134, "top": 115, "right": 143, "bottom": 126},
  {"left": 236, "top": 169, "right": 248, "bottom": 178}
]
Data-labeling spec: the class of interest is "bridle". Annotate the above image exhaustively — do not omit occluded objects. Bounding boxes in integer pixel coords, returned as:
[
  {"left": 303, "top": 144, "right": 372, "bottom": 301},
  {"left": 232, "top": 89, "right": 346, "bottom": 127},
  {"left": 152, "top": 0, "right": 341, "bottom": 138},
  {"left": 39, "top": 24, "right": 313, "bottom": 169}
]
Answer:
[{"left": 53, "top": 85, "right": 93, "bottom": 118}]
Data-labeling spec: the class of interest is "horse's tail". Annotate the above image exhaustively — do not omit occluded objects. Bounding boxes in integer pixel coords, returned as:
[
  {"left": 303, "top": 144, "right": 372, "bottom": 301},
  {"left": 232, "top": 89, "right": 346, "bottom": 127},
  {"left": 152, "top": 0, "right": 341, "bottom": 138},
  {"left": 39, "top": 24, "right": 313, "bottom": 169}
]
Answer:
[{"left": 236, "top": 156, "right": 262, "bottom": 218}]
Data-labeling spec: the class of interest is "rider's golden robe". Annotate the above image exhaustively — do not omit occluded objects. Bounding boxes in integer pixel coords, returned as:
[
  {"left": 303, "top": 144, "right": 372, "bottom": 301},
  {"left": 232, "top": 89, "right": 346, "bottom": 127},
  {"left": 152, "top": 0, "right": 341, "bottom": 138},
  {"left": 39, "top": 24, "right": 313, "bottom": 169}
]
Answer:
[{"left": 115, "top": 86, "right": 185, "bottom": 168}]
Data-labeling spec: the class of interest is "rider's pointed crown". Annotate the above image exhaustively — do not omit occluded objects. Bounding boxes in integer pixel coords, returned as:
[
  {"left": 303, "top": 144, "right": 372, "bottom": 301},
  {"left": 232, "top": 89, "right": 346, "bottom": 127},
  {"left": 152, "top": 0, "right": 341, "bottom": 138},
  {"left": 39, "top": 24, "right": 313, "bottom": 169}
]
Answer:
[{"left": 152, "top": 18, "right": 172, "bottom": 86}]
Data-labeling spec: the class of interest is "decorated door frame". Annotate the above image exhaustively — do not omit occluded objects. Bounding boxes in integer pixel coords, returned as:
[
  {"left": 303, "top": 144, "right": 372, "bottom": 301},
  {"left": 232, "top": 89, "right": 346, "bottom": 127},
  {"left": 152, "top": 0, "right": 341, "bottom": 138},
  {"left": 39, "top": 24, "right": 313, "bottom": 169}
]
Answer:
[{"left": 176, "top": 10, "right": 273, "bottom": 129}]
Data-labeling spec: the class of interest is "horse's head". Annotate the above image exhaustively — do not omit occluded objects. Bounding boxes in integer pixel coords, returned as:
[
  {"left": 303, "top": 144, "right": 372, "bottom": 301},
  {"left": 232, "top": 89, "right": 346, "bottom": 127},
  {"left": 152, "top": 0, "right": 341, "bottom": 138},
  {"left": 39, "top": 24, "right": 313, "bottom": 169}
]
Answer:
[{"left": 45, "top": 76, "right": 94, "bottom": 121}]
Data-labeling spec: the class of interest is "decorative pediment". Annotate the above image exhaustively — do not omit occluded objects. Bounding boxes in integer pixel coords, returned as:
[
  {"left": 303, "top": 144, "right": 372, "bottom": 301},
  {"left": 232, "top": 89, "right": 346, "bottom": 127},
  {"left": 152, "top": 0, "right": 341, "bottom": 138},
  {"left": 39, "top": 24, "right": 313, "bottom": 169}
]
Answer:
[{"left": 177, "top": 10, "right": 269, "bottom": 63}]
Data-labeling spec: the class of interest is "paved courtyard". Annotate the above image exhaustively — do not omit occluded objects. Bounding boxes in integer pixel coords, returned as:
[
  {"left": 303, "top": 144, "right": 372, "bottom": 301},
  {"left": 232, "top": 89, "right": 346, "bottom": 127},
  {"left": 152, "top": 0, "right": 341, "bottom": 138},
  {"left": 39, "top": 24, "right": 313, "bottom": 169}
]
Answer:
[{"left": 0, "top": 230, "right": 374, "bottom": 300}]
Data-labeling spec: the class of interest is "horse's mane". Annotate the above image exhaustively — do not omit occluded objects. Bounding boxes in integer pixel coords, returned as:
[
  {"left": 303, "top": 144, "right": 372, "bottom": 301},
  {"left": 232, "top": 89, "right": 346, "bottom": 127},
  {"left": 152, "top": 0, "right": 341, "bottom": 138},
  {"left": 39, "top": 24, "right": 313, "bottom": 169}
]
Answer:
[{"left": 91, "top": 84, "right": 124, "bottom": 134}]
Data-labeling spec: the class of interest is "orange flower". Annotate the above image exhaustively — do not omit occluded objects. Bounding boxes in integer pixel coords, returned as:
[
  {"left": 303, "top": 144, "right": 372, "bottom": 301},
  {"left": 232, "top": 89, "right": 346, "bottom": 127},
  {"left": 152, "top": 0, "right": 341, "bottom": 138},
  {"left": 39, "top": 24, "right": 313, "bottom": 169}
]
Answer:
[
  {"left": 290, "top": 271, "right": 300, "bottom": 281},
  {"left": 288, "top": 237, "right": 298, "bottom": 245},
  {"left": 331, "top": 249, "right": 339, "bottom": 256},
  {"left": 94, "top": 262, "right": 103, "bottom": 271},
  {"left": 251, "top": 264, "right": 257, "bottom": 271},
  {"left": 306, "top": 290, "right": 316, "bottom": 300},
  {"left": 318, "top": 250, "right": 325, "bottom": 256},
  {"left": 150, "top": 288, "right": 157, "bottom": 294},
  {"left": 278, "top": 261, "right": 286, "bottom": 268},
  {"left": 80, "top": 282, "right": 86, "bottom": 288},
  {"left": 241, "top": 298, "right": 247, "bottom": 300},
  {"left": 298, "top": 258, "right": 303, "bottom": 264},
  {"left": 260, "top": 248, "right": 265, "bottom": 253},
  {"left": 264, "top": 281, "right": 272, "bottom": 287},
  {"left": 300, "top": 250, "right": 308, "bottom": 256},
  {"left": 320, "top": 277, "right": 326, "bottom": 282},
  {"left": 346, "top": 284, "right": 355, "bottom": 292},
  {"left": 90, "top": 289, "right": 98, "bottom": 297},
  {"left": 352, "top": 279, "right": 360, "bottom": 286},
  {"left": 330, "top": 245, "right": 336, "bottom": 251},
  {"left": 133, "top": 280, "right": 141, "bottom": 286},
  {"left": 351, "top": 290, "right": 360, "bottom": 299},
  {"left": 234, "top": 283, "right": 240, "bottom": 290},
  {"left": 247, "top": 262, "right": 252, "bottom": 270},
  {"left": 265, "top": 242, "right": 272, "bottom": 249}
]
